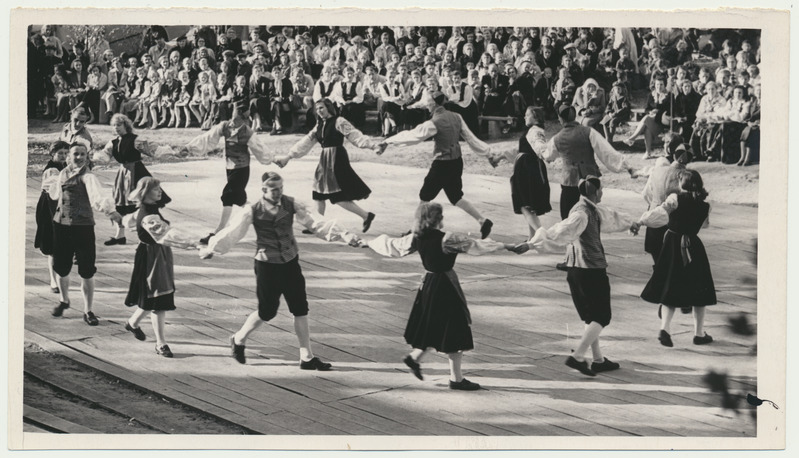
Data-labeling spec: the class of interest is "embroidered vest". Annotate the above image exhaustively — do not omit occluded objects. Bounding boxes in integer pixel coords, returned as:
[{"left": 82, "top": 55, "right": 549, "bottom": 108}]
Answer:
[
  {"left": 223, "top": 121, "right": 253, "bottom": 170},
  {"left": 430, "top": 107, "right": 463, "bottom": 161},
  {"left": 316, "top": 117, "right": 345, "bottom": 148},
  {"left": 565, "top": 200, "right": 606, "bottom": 269},
  {"left": 53, "top": 175, "right": 94, "bottom": 226},
  {"left": 251, "top": 196, "right": 299, "bottom": 263},
  {"left": 552, "top": 123, "right": 600, "bottom": 186}
]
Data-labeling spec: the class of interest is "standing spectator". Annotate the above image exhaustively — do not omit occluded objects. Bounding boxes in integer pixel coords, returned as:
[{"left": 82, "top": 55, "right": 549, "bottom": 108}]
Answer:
[{"left": 147, "top": 30, "right": 173, "bottom": 69}]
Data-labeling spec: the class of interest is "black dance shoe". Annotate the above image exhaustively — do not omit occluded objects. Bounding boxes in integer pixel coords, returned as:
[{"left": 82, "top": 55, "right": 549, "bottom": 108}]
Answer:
[
  {"left": 403, "top": 355, "right": 423, "bottom": 380},
  {"left": 449, "top": 378, "right": 481, "bottom": 391},
  {"left": 363, "top": 212, "right": 376, "bottom": 233},
  {"left": 565, "top": 356, "right": 596, "bottom": 376},
  {"left": 104, "top": 237, "right": 126, "bottom": 246},
  {"left": 480, "top": 219, "right": 493, "bottom": 239},
  {"left": 155, "top": 344, "right": 174, "bottom": 358},
  {"left": 693, "top": 333, "right": 713, "bottom": 345},
  {"left": 52, "top": 301, "right": 70, "bottom": 317},
  {"left": 83, "top": 311, "right": 99, "bottom": 326},
  {"left": 591, "top": 358, "right": 621, "bottom": 373},
  {"left": 125, "top": 322, "right": 146, "bottom": 341},
  {"left": 658, "top": 330, "right": 674, "bottom": 347},
  {"left": 556, "top": 262, "right": 569, "bottom": 271},
  {"left": 199, "top": 233, "right": 215, "bottom": 245},
  {"left": 300, "top": 357, "right": 332, "bottom": 371},
  {"left": 230, "top": 335, "right": 246, "bottom": 364}
]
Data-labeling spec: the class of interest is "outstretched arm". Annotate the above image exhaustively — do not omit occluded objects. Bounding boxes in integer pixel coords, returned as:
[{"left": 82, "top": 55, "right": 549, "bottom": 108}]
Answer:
[
  {"left": 203, "top": 204, "right": 254, "bottom": 255},
  {"left": 294, "top": 200, "right": 362, "bottom": 246}
]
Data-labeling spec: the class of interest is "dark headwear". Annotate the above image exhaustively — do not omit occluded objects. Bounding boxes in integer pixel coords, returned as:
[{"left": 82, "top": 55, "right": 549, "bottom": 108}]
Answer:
[
  {"left": 557, "top": 104, "right": 576, "bottom": 122},
  {"left": 222, "top": 50, "right": 235, "bottom": 58},
  {"left": 578, "top": 175, "right": 601, "bottom": 197},
  {"left": 431, "top": 90, "right": 446, "bottom": 105},
  {"left": 236, "top": 52, "right": 248, "bottom": 59}
]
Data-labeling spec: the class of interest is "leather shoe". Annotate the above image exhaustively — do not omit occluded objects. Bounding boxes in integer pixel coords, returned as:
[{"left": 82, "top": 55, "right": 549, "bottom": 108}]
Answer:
[
  {"left": 479, "top": 218, "right": 493, "bottom": 239},
  {"left": 83, "top": 311, "right": 99, "bottom": 326},
  {"left": 52, "top": 301, "right": 70, "bottom": 317},
  {"left": 155, "top": 344, "right": 174, "bottom": 358},
  {"left": 403, "top": 355, "right": 423, "bottom": 380},
  {"left": 565, "top": 356, "right": 596, "bottom": 376},
  {"left": 230, "top": 335, "right": 246, "bottom": 364},
  {"left": 300, "top": 357, "right": 332, "bottom": 371},
  {"left": 693, "top": 333, "right": 713, "bottom": 345},
  {"left": 362, "top": 212, "right": 376, "bottom": 233},
  {"left": 449, "top": 378, "right": 481, "bottom": 391},
  {"left": 556, "top": 262, "right": 568, "bottom": 271},
  {"left": 125, "top": 322, "right": 146, "bottom": 341},
  {"left": 104, "top": 237, "right": 126, "bottom": 246},
  {"left": 659, "top": 329, "right": 674, "bottom": 347},
  {"left": 591, "top": 358, "right": 620, "bottom": 373},
  {"left": 199, "top": 233, "right": 215, "bottom": 245},
  {"left": 51, "top": 286, "right": 60, "bottom": 294}
]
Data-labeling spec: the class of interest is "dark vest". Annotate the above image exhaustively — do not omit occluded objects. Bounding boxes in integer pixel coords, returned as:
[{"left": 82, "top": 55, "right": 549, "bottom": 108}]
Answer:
[
  {"left": 565, "top": 199, "right": 606, "bottom": 269},
  {"left": 223, "top": 121, "right": 253, "bottom": 170},
  {"left": 251, "top": 195, "right": 298, "bottom": 264},
  {"left": 430, "top": 107, "right": 462, "bottom": 161},
  {"left": 319, "top": 81, "right": 335, "bottom": 98},
  {"left": 519, "top": 126, "right": 534, "bottom": 155},
  {"left": 112, "top": 133, "right": 143, "bottom": 164},
  {"left": 552, "top": 123, "right": 600, "bottom": 186},
  {"left": 668, "top": 194, "right": 709, "bottom": 236},
  {"left": 316, "top": 117, "right": 345, "bottom": 148},
  {"left": 53, "top": 173, "right": 94, "bottom": 226},
  {"left": 341, "top": 82, "right": 357, "bottom": 101},
  {"left": 416, "top": 229, "right": 457, "bottom": 273}
]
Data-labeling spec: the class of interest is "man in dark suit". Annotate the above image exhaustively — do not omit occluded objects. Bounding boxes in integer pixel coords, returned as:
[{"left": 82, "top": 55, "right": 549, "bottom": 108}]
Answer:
[{"left": 480, "top": 63, "right": 509, "bottom": 116}]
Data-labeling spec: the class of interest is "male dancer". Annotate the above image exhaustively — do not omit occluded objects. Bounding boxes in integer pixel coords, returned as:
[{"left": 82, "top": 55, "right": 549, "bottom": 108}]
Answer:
[
  {"left": 48, "top": 143, "right": 122, "bottom": 325},
  {"left": 516, "top": 176, "right": 637, "bottom": 376},
  {"left": 543, "top": 104, "right": 639, "bottom": 269},
  {"left": 380, "top": 90, "right": 499, "bottom": 238},
  {"left": 202, "top": 172, "right": 360, "bottom": 368},
  {"left": 182, "top": 101, "right": 276, "bottom": 245}
]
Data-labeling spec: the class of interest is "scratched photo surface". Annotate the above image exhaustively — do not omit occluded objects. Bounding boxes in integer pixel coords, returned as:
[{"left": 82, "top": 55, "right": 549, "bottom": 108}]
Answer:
[{"left": 8, "top": 7, "right": 787, "bottom": 452}]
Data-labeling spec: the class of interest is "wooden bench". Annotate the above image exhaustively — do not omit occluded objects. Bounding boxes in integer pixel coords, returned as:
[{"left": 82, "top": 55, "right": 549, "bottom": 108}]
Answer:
[{"left": 479, "top": 115, "right": 514, "bottom": 138}]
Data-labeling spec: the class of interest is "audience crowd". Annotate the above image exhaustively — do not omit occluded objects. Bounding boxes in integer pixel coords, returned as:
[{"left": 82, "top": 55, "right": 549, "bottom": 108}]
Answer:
[{"left": 27, "top": 25, "right": 761, "bottom": 165}]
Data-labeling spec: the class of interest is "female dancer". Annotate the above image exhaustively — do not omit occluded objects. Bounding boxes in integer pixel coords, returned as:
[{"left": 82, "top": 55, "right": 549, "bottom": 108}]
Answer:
[
  {"left": 93, "top": 113, "right": 170, "bottom": 246},
  {"left": 123, "top": 177, "right": 199, "bottom": 357},
  {"left": 34, "top": 141, "right": 69, "bottom": 293},
  {"left": 506, "top": 107, "right": 551, "bottom": 238},
  {"left": 403, "top": 203, "right": 515, "bottom": 390},
  {"left": 276, "top": 98, "right": 385, "bottom": 233},
  {"left": 634, "top": 169, "right": 716, "bottom": 347}
]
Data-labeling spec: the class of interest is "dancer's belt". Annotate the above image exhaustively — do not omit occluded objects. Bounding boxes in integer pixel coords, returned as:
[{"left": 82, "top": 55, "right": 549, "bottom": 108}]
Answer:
[{"left": 667, "top": 229, "right": 692, "bottom": 266}]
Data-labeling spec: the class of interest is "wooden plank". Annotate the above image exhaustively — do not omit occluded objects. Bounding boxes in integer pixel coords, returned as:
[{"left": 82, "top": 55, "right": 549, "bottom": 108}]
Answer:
[{"left": 23, "top": 405, "right": 102, "bottom": 434}]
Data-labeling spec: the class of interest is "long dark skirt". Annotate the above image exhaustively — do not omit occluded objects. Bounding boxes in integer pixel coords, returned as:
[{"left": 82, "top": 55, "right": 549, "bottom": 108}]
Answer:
[
  {"left": 720, "top": 121, "right": 746, "bottom": 164},
  {"left": 404, "top": 270, "right": 474, "bottom": 353},
  {"left": 34, "top": 191, "right": 58, "bottom": 255},
  {"left": 312, "top": 146, "right": 371, "bottom": 204},
  {"left": 125, "top": 243, "right": 176, "bottom": 311},
  {"left": 641, "top": 231, "right": 716, "bottom": 308},
  {"left": 510, "top": 152, "right": 551, "bottom": 215}
]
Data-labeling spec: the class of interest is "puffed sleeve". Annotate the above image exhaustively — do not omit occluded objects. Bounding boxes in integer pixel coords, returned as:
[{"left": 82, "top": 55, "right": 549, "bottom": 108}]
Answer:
[
  {"left": 638, "top": 193, "right": 679, "bottom": 228},
  {"left": 367, "top": 233, "right": 416, "bottom": 257},
  {"left": 336, "top": 117, "right": 381, "bottom": 151},
  {"left": 41, "top": 168, "right": 61, "bottom": 194},
  {"left": 246, "top": 134, "right": 275, "bottom": 165},
  {"left": 183, "top": 123, "right": 225, "bottom": 156},
  {"left": 526, "top": 210, "right": 589, "bottom": 252},
  {"left": 92, "top": 140, "right": 114, "bottom": 164},
  {"left": 441, "top": 232, "right": 506, "bottom": 255},
  {"left": 293, "top": 200, "right": 361, "bottom": 245},
  {"left": 527, "top": 126, "right": 548, "bottom": 159},
  {"left": 384, "top": 121, "right": 437, "bottom": 146},
  {"left": 595, "top": 204, "right": 637, "bottom": 233},
  {"left": 287, "top": 130, "right": 319, "bottom": 159},
  {"left": 458, "top": 115, "right": 491, "bottom": 156},
  {"left": 205, "top": 204, "right": 254, "bottom": 255},
  {"left": 588, "top": 129, "right": 630, "bottom": 173},
  {"left": 542, "top": 136, "right": 560, "bottom": 162},
  {"left": 139, "top": 213, "right": 198, "bottom": 249},
  {"left": 82, "top": 173, "right": 117, "bottom": 215}
]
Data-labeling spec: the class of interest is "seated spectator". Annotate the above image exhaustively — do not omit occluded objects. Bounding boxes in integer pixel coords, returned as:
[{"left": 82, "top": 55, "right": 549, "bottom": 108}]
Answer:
[
  {"left": 189, "top": 70, "right": 216, "bottom": 128},
  {"left": 291, "top": 66, "right": 315, "bottom": 131},
  {"left": 157, "top": 67, "right": 181, "bottom": 127},
  {"left": 615, "top": 46, "right": 635, "bottom": 89},
  {"left": 736, "top": 40, "right": 757, "bottom": 69},
  {"left": 551, "top": 66, "right": 575, "bottom": 111},
  {"left": 51, "top": 64, "right": 75, "bottom": 123},
  {"left": 719, "top": 85, "right": 751, "bottom": 164},
  {"left": 693, "top": 67, "right": 713, "bottom": 95},
  {"left": 738, "top": 84, "right": 760, "bottom": 166},
  {"left": 403, "top": 69, "right": 429, "bottom": 129},
  {"left": 138, "top": 69, "right": 162, "bottom": 129},
  {"left": 102, "top": 57, "right": 127, "bottom": 123},
  {"left": 269, "top": 66, "right": 294, "bottom": 135},
  {"left": 361, "top": 64, "right": 385, "bottom": 108},
  {"left": 573, "top": 77, "right": 606, "bottom": 128},
  {"left": 83, "top": 63, "right": 108, "bottom": 123},
  {"left": 504, "top": 59, "right": 538, "bottom": 130},
  {"left": 332, "top": 66, "right": 366, "bottom": 128},
  {"left": 444, "top": 71, "right": 480, "bottom": 136},
  {"left": 377, "top": 68, "right": 406, "bottom": 136},
  {"left": 669, "top": 78, "right": 702, "bottom": 141},
  {"left": 480, "top": 63, "right": 509, "bottom": 116},
  {"left": 715, "top": 68, "right": 734, "bottom": 99},
  {"left": 476, "top": 52, "right": 494, "bottom": 78},
  {"left": 689, "top": 81, "right": 728, "bottom": 162},
  {"left": 120, "top": 66, "right": 147, "bottom": 122},
  {"left": 248, "top": 63, "right": 272, "bottom": 131},
  {"left": 600, "top": 79, "right": 631, "bottom": 142},
  {"left": 210, "top": 72, "right": 234, "bottom": 124},
  {"left": 624, "top": 76, "right": 670, "bottom": 159},
  {"left": 174, "top": 70, "right": 194, "bottom": 128},
  {"left": 535, "top": 66, "right": 556, "bottom": 118}
]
